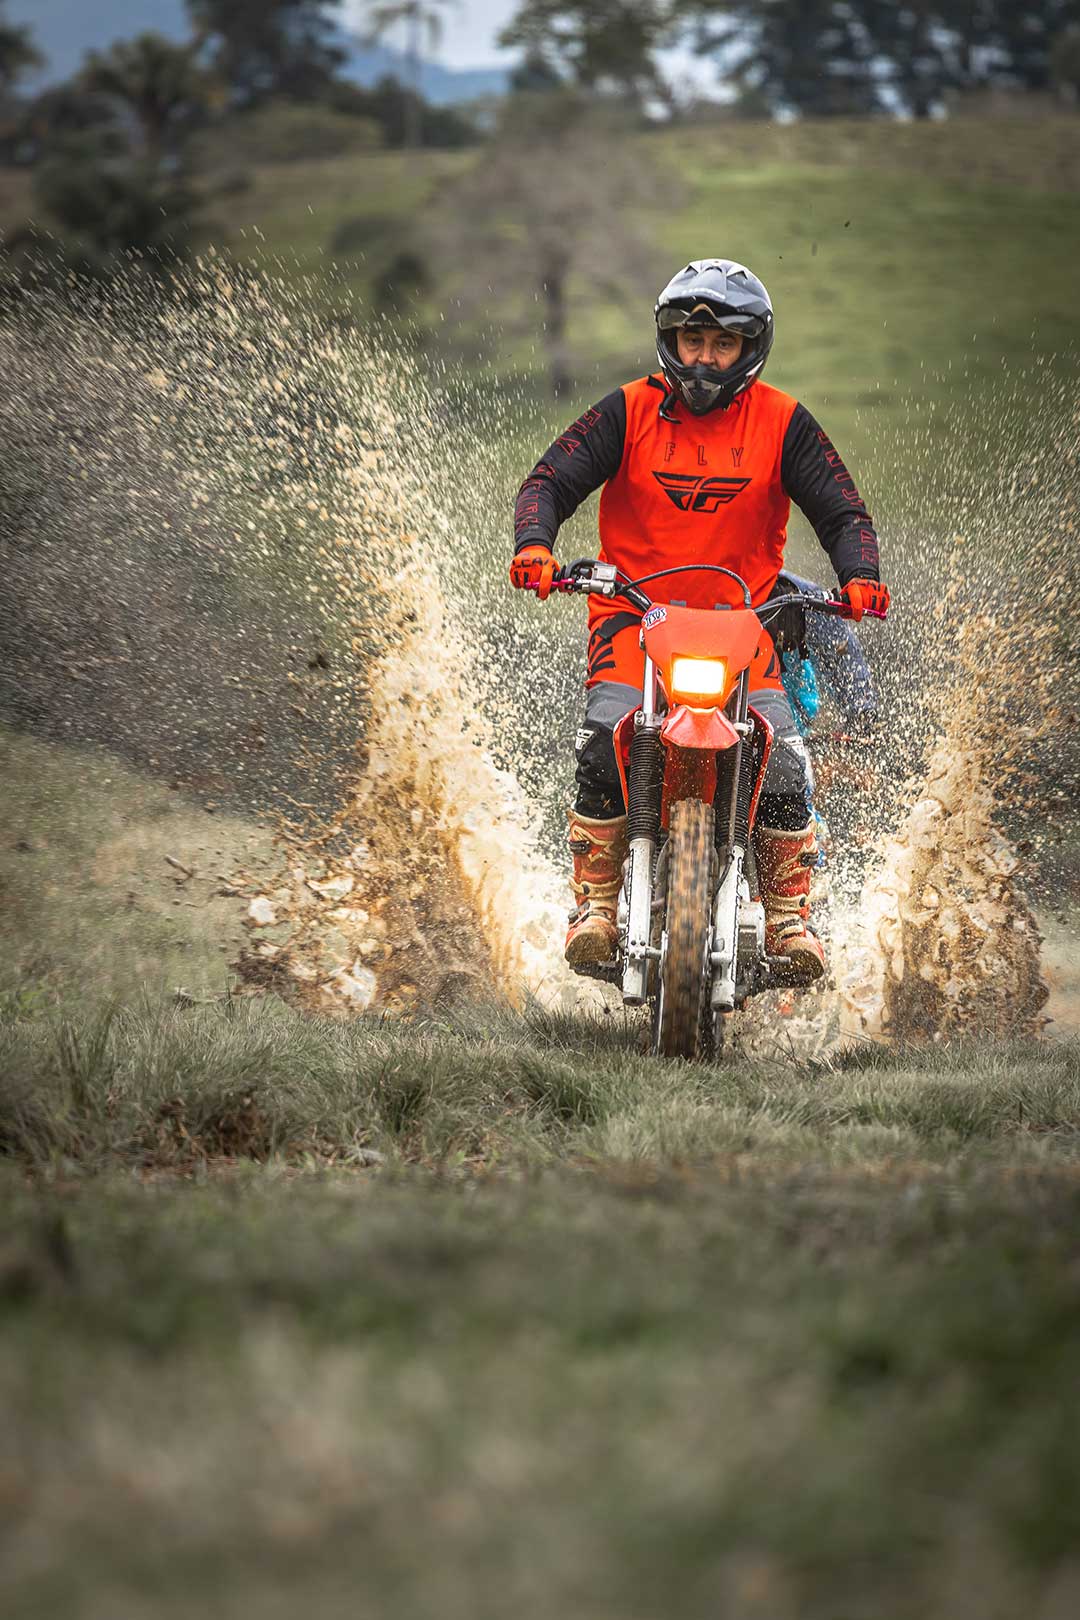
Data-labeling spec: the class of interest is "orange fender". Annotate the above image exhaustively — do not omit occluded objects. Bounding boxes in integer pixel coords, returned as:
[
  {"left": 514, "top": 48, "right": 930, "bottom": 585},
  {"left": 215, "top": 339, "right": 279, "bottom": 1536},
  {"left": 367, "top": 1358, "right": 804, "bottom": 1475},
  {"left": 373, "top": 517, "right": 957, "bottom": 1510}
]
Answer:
[{"left": 660, "top": 704, "right": 741, "bottom": 752}]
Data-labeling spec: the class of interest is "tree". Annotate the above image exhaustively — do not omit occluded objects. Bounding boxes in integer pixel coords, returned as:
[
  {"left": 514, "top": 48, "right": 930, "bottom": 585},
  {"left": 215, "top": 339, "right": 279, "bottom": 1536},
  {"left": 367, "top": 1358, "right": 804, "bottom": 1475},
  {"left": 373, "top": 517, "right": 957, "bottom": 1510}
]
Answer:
[
  {"left": 187, "top": 0, "right": 346, "bottom": 104},
  {"left": 1051, "top": 22, "right": 1080, "bottom": 99},
  {"left": 499, "top": 0, "right": 675, "bottom": 107},
  {"left": 688, "top": 0, "right": 1080, "bottom": 118},
  {"left": 81, "top": 34, "right": 208, "bottom": 164},
  {"left": 0, "top": 4, "right": 40, "bottom": 96},
  {"left": 355, "top": 73, "right": 475, "bottom": 147},
  {"left": 508, "top": 48, "right": 564, "bottom": 94},
  {"left": 16, "top": 34, "right": 206, "bottom": 280},
  {"left": 354, "top": 0, "right": 460, "bottom": 147},
  {"left": 690, "top": 0, "right": 884, "bottom": 117},
  {"left": 427, "top": 94, "right": 673, "bottom": 396},
  {"left": 856, "top": 0, "right": 956, "bottom": 117},
  {"left": 0, "top": 0, "right": 42, "bottom": 151},
  {"left": 32, "top": 154, "right": 199, "bottom": 269}
]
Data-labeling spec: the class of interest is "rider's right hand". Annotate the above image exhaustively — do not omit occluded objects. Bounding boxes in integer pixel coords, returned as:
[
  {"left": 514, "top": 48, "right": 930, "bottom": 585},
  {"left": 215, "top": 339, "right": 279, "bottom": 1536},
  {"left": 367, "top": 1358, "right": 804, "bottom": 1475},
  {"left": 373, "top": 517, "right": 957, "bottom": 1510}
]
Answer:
[
  {"left": 838, "top": 579, "right": 890, "bottom": 621},
  {"left": 510, "top": 542, "right": 559, "bottom": 601}
]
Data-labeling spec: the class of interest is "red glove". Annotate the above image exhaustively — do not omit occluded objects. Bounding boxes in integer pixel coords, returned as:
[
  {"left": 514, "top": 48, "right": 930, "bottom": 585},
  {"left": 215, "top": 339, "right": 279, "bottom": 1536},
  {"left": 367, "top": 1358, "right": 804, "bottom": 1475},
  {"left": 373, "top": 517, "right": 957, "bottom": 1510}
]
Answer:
[
  {"left": 839, "top": 579, "right": 890, "bottom": 621},
  {"left": 510, "top": 542, "right": 558, "bottom": 601}
]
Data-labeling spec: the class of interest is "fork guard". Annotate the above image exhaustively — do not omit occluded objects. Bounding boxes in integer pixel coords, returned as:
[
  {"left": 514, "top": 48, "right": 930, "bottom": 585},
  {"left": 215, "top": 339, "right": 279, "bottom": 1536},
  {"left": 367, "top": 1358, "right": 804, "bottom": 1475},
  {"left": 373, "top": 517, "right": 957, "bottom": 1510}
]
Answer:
[{"left": 659, "top": 704, "right": 741, "bottom": 752}]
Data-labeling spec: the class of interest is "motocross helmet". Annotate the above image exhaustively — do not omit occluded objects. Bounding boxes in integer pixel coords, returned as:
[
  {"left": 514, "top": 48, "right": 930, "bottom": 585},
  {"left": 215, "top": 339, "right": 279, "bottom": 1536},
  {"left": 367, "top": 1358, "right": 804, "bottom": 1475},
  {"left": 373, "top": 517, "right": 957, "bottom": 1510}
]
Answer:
[{"left": 655, "top": 259, "right": 774, "bottom": 416}]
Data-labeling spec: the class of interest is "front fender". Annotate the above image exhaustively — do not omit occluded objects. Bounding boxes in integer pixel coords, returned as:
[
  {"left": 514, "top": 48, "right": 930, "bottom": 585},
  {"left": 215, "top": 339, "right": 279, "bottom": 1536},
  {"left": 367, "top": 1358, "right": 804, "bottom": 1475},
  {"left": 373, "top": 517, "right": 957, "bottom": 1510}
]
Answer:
[{"left": 659, "top": 704, "right": 740, "bottom": 752}]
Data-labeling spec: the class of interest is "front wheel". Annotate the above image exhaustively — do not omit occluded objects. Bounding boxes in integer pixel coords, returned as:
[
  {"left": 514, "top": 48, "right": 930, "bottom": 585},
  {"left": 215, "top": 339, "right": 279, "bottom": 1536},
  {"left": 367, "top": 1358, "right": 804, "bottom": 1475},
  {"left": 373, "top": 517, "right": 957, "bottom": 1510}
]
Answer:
[{"left": 652, "top": 797, "right": 716, "bottom": 1060}]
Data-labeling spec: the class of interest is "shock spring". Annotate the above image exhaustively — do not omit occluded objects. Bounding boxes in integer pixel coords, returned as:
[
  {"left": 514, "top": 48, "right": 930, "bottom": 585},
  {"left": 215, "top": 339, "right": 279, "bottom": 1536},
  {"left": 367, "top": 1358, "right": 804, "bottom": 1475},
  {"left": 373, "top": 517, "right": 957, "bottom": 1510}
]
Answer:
[{"left": 627, "top": 724, "right": 664, "bottom": 842}]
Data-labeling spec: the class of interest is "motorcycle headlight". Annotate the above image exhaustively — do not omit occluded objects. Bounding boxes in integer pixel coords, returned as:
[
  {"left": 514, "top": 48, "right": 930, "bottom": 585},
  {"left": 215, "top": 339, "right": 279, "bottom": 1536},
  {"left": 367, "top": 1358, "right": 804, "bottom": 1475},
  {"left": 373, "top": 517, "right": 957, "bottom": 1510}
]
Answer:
[{"left": 670, "top": 655, "right": 728, "bottom": 702}]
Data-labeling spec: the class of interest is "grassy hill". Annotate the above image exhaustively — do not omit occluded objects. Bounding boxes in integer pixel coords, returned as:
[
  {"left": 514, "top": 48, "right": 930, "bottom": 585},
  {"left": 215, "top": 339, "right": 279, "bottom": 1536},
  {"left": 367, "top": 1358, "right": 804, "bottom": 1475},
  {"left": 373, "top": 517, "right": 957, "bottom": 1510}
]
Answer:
[
  {"left": 191, "top": 114, "right": 1080, "bottom": 437},
  {"left": 5, "top": 110, "right": 1079, "bottom": 477}
]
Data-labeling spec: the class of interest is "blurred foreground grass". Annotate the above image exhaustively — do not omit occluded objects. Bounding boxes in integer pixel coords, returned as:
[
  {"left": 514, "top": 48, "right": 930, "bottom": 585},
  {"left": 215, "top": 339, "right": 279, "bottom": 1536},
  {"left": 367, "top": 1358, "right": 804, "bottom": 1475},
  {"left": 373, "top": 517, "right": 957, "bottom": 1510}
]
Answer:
[{"left": 2, "top": 997, "right": 1080, "bottom": 1617}]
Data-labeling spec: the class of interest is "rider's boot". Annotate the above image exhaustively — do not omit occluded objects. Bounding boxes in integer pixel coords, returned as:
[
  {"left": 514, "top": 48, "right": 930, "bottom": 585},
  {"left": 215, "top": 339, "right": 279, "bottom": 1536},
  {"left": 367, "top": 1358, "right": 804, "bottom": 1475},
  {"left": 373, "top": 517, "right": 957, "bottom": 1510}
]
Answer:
[
  {"left": 565, "top": 810, "right": 628, "bottom": 967},
  {"left": 756, "top": 820, "right": 827, "bottom": 985}
]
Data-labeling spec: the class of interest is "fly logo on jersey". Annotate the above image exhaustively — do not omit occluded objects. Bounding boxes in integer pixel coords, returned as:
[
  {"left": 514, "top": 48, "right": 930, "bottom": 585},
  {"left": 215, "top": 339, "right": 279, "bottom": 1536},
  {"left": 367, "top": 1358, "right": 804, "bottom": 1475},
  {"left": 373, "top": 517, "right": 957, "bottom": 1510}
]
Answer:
[{"left": 651, "top": 471, "right": 752, "bottom": 514}]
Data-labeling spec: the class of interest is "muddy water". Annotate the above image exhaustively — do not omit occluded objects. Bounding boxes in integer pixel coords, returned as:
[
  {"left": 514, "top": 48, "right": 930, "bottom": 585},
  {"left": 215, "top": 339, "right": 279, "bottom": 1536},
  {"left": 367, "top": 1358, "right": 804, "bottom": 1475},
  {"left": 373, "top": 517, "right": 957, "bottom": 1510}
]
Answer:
[{"left": 1, "top": 266, "right": 1076, "bottom": 1041}]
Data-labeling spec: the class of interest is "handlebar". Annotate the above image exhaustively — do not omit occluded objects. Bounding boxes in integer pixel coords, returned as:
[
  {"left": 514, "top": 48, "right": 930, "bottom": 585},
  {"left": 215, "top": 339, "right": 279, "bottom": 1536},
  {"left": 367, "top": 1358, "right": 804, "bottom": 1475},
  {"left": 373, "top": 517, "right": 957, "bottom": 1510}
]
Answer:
[{"left": 545, "top": 561, "right": 878, "bottom": 621}]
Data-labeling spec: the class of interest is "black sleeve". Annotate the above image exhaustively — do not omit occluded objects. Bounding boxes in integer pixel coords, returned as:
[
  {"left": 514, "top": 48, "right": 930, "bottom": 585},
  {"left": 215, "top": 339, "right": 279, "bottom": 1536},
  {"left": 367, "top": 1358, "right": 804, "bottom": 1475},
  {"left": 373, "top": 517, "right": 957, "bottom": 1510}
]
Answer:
[
  {"left": 780, "top": 403, "right": 880, "bottom": 586},
  {"left": 513, "top": 389, "right": 627, "bottom": 553}
]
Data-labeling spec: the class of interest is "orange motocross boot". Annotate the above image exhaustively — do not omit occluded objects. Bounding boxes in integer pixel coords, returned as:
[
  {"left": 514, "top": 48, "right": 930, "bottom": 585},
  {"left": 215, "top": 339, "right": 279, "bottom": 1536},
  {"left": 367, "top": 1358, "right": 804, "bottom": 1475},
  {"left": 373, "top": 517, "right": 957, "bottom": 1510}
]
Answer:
[
  {"left": 755, "top": 821, "right": 827, "bottom": 985},
  {"left": 565, "top": 810, "right": 628, "bottom": 967}
]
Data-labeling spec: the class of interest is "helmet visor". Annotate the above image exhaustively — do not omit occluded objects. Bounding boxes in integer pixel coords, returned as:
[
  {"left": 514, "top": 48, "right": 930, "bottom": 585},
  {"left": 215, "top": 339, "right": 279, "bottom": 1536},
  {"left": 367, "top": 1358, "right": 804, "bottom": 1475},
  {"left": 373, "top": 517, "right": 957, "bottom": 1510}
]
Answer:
[{"left": 657, "top": 301, "right": 766, "bottom": 338}]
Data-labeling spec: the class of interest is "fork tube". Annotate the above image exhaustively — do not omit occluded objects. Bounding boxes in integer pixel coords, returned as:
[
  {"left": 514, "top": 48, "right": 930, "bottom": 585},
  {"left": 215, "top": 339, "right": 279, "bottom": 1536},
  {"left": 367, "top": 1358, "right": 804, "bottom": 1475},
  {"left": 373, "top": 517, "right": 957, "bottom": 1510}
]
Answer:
[
  {"left": 622, "top": 656, "right": 661, "bottom": 1006},
  {"left": 711, "top": 669, "right": 752, "bottom": 1013},
  {"left": 641, "top": 655, "right": 658, "bottom": 721}
]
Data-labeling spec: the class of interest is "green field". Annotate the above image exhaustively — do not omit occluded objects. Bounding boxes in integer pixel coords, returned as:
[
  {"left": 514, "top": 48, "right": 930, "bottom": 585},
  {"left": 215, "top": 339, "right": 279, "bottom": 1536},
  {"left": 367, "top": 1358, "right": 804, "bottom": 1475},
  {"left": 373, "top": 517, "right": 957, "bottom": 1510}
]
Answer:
[
  {"left": 3, "top": 110, "right": 1080, "bottom": 1618},
  {"left": 9, "top": 112, "right": 1080, "bottom": 465},
  {"left": 185, "top": 114, "right": 1080, "bottom": 469}
]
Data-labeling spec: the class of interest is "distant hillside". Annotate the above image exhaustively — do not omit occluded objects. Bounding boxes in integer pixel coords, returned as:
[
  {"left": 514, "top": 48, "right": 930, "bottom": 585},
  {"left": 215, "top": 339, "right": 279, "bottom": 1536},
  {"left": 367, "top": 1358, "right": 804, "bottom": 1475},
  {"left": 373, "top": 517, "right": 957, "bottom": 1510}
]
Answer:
[{"left": 12, "top": 0, "right": 509, "bottom": 105}]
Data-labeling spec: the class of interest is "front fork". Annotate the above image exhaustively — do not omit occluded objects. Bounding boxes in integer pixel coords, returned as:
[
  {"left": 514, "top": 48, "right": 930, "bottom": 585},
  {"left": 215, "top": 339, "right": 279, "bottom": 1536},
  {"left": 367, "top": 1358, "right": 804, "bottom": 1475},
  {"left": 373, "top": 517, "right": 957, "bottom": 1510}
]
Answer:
[
  {"left": 711, "top": 670, "right": 755, "bottom": 1014},
  {"left": 711, "top": 669, "right": 758, "bottom": 1011},
  {"left": 622, "top": 656, "right": 662, "bottom": 1006}
]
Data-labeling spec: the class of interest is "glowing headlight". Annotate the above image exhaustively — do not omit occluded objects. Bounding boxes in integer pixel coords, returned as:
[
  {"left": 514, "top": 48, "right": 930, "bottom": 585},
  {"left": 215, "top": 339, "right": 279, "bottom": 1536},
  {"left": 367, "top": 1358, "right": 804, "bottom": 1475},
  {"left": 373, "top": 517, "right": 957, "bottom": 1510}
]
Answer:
[{"left": 670, "top": 656, "right": 728, "bottom": 701}]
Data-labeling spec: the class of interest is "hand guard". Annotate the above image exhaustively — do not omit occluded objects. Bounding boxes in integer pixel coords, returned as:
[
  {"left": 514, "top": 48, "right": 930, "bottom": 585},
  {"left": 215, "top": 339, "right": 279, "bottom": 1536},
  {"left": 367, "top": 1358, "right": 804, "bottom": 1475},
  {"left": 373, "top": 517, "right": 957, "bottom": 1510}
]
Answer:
[
  {"left": 510, "top": 542, "right": 558, "bottom": 601},
  {"left": 838, "top": 579, "right": 890, "bottom": 622}
]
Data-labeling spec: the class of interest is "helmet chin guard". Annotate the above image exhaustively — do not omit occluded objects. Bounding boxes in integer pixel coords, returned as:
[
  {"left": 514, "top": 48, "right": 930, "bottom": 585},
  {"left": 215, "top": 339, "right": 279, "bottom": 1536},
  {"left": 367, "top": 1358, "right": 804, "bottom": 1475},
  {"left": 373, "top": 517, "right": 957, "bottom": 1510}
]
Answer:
[{"left": 654, "top": 259, "right": 775, "bottom": 416}]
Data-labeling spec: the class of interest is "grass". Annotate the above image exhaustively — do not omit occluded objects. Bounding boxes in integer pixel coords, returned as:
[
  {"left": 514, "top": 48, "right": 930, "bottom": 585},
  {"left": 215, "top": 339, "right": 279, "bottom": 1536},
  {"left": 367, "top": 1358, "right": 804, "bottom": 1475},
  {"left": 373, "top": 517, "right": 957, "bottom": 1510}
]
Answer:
[
  {"left": 1, "top": 997, "right": 1080, "bottom": 1617},
  {"left": 3, "top": 996, "right": 1079, "bottom": 1175},
  {"left": 0, "top": 725, "right": 277, "bottom": 1011}
]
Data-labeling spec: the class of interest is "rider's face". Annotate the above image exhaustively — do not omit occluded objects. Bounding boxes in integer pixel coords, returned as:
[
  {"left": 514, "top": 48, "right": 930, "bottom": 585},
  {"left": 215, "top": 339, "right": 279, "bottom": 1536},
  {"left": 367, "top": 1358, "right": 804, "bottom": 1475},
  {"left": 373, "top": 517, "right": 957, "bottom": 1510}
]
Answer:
[{"left": 675, "top": 327, "right": 744, "bottom": 369}]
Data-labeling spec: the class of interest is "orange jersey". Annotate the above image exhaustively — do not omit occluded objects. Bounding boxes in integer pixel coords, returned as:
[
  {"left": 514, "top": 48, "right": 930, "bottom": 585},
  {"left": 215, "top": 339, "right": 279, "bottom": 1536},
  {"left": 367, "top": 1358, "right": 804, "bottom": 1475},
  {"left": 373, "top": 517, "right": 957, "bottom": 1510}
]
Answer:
[{"left": 596, "top": 375, "right": 798, "bottom": 618}]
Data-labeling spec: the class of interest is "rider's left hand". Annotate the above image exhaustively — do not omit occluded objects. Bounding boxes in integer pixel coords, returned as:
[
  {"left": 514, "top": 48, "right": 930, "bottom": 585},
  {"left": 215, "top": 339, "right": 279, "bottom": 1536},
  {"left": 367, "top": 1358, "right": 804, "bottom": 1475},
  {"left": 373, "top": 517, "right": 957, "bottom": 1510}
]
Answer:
[{"left": 839, "top": 579, "right": 890, "bottom": 621}]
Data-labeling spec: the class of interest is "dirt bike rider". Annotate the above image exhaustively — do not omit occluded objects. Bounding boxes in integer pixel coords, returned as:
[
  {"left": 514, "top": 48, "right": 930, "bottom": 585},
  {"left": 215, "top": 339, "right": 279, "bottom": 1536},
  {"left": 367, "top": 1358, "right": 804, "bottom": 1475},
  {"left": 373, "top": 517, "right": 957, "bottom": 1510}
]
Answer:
[{"left": 510, "top": 259, "right": 889, "bottom": 985}]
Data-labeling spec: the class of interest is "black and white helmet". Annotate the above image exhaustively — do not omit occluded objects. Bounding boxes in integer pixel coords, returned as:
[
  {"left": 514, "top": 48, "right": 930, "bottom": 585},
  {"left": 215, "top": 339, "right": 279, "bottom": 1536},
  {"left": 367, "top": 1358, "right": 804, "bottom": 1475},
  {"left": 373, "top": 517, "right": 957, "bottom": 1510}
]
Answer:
[{"left": 655, "top": 259, "right": 774, "bottom": 416}]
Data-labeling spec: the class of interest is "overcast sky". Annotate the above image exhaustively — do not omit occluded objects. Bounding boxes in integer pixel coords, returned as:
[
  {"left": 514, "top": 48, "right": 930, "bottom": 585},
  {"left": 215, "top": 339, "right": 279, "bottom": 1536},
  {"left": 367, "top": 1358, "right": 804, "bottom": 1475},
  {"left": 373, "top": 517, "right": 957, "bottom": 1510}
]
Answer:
[{"left": 340, "top": 0, "right": 520, "bottom": 69}]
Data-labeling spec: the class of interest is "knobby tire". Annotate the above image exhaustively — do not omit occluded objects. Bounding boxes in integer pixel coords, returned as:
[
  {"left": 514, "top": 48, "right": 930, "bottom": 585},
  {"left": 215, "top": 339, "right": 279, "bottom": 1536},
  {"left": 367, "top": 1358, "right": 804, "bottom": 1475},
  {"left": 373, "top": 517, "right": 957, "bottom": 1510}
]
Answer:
[{"left": 654, "top": 797, "right": 715, "bottom": 1061}]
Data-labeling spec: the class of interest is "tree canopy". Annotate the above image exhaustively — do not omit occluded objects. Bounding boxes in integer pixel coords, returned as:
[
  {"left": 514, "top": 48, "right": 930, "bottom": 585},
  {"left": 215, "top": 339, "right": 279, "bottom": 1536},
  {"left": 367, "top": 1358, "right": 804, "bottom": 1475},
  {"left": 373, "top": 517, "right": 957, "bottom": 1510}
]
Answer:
[
  {"left": 187, "top": 0, "right": 347, "bottom": 104},
  {"left": 0, "top": 3, "right": 42, "bottom": 97},
  {"left": 81, "top": 34, "right": 208, "bottom": 162},
  {"left": 499, "top": 0, "right": 675, "bottom": 106},
  {"left": 499, "top": 0, "right": 1080, "bottom": 116}
]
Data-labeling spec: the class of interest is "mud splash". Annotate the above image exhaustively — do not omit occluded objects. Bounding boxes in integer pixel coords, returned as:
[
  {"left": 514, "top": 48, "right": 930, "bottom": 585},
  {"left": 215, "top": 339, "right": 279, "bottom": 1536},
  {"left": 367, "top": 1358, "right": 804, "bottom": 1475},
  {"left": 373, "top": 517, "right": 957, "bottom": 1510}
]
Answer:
[
  {"left": 1, "top": 263, "right": 1076, "bottom": 1039},
  {"left": 236, "top": 567, "right": 584, "bottom": 1013},
  {"left": 840, "top": 729, "right": 1049, "bottom": 1042},
  {"left": 840, "top": 573, "right": 1077, "bottom": 1044}
]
